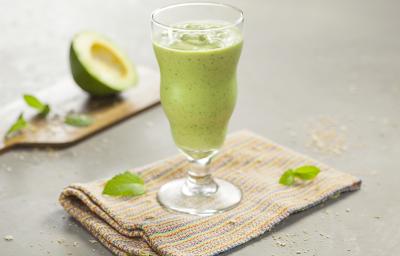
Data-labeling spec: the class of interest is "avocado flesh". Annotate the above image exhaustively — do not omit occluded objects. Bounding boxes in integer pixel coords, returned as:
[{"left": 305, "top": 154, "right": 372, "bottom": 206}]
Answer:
[{"left": 70, "top": 32, "right": 137, "bottom": 96}]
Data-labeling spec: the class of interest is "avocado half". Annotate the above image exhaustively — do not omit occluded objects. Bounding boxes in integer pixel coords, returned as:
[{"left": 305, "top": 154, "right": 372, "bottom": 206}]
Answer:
[{"left": 70, "top": 32, "right": 138, "bottom": 96}]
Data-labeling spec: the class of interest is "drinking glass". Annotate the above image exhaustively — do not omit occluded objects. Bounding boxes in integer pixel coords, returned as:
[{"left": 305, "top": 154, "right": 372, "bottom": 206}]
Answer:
[{"left": 151, "top": 3, "right": 244, "bottom": 215}]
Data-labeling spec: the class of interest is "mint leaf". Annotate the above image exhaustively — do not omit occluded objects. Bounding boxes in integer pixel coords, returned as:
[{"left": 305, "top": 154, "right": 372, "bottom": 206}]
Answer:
[
  {"left": 102, "top": 171, "right": 145, "bottom": 197},
  {"left": 40, "top": 104, "right": 50, "bottom": 117},
  {"left": 23, "top": 94, "right": 50, "bottom": 117},
  {"left": 5, "top": 113, "right": 27, "bottom": 138},
  {"left": 279, "top": 169, "right": 295, "bottom": 186},
  {"left": 23, "top": 95, "right": 44, "bottom": 109},
  {"left": 293, "top": 165, "right": 320, "bottom": 180},
  {"left": 64, "top": 113, "right": 94, "bottom": 127},
  {"left": 279, "top": 165, "right": 320, "bottom": 186}
]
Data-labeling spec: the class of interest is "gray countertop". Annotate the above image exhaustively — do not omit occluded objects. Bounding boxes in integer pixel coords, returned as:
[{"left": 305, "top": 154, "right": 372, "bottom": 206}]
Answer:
[{"left": 0, "top": 0, "right": 399, "bottom": 255}]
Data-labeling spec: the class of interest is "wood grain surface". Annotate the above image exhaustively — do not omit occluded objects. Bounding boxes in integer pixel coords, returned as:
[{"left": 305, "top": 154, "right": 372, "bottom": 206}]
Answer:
[{"left": 0, "top": 66, "right": 160, "bottom": 153}]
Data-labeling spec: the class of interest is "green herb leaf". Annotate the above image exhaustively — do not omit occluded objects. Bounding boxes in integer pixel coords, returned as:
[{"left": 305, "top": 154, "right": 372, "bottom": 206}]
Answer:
[
  {"left": 279, "top": 169, "right": 295, "bottom": 186},
  {"left": 23, "top": 95, "right": 44, "bottom": 109},
  {"left": 5, "top": 113, "right": 27, "bottom": 138},
  {"left": 64, "top": 113, "right": 94, "bottom": 127},
  {"left": 40, "top": 104, "right": 51, "bottom": 117},
  {"left": 23, "top": 94, "right": 50, "bottom": 117},
  {"left": 102, "top": 171, "right": 145, "bottom": 197},
  {"left": 279, "top": 165, "right": 321, "bottom": 186},
  {"left": 292, "top": 165, "right": 320, "bottom": 180}
]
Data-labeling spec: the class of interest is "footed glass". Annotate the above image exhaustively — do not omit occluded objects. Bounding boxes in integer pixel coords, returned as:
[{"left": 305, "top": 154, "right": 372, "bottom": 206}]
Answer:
[{"left": 151, "top": 3, "right": 244, "bottom": 215}]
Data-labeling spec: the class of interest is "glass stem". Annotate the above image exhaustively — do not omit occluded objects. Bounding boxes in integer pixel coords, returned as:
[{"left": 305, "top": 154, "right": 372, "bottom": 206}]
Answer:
[{"left": 182, "top": 154, "right": 218, "bottom": 196}]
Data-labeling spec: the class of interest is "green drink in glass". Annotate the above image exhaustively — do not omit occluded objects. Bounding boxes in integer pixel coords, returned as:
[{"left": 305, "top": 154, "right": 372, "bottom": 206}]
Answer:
[{"left": 151, "top": 3, "right": 244, "bottom": 215}]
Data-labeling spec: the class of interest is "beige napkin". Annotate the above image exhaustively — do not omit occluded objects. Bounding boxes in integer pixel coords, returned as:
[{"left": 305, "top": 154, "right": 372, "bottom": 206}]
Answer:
[{"left": 59, "top": 130, "right": 361, "bottom": 256}]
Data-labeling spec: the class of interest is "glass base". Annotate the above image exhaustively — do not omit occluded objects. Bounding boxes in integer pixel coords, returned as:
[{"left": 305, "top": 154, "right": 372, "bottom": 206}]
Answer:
[{"left": 157, "top": 178, "right": 242, "bottom": 216}]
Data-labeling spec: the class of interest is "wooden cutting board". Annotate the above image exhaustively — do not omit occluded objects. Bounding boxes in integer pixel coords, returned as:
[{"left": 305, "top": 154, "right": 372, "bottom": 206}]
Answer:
[{"left": 0, "top": 66, "right": 160, "bottom": 153}]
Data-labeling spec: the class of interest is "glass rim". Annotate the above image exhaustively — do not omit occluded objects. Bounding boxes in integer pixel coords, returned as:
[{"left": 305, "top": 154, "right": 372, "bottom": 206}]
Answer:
[{"left": 151, "top": 2, "right": 244, "bottom": 32}]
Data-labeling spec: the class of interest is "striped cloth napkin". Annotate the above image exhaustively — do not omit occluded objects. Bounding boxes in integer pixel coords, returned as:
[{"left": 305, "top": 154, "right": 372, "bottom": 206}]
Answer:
[{"left": 59, "top": 130, "right": 361, "bottom": 256}]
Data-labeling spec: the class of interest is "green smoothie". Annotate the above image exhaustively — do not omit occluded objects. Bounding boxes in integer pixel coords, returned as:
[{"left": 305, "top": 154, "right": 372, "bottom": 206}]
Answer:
[{"left": 153, "top": 23, "right": 243, "bottom": 158}]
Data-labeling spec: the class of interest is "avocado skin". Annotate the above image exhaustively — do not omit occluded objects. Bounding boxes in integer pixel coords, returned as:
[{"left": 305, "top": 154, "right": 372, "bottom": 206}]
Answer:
[{"left": 69, "top": 43, "right": 121, "bottom": 97}]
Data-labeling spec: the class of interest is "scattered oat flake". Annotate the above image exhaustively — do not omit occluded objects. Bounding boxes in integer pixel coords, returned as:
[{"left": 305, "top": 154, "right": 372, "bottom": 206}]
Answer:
[
  {"left": 296, "top": 251, "right": 302, "bottom": 254},
  {"left": 73, "top": 241, "right": 79, "bottom": 247},
  {"left": 346, "top": 208, "right": 351, "bottom": 213},
  {"left": 307, "top": 117, "right": 348, "bottom": 155},
  {"left": 89, "top": 239, "right": 98, "bottom": 244},
  {"left": 319, "top": 233, "right": 331, "bottom": 239},
  {"left": 3, "top": 235, "right": 14, "bottom": 241},
  {"left": 276, "top": 241, "right": 286, "bottom": 247}
]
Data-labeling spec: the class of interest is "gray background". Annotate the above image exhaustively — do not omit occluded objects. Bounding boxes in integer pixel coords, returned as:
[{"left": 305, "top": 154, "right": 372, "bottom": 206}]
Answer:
[{"left": 0, "top": 0, "right": 399, "bottom": 255}]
